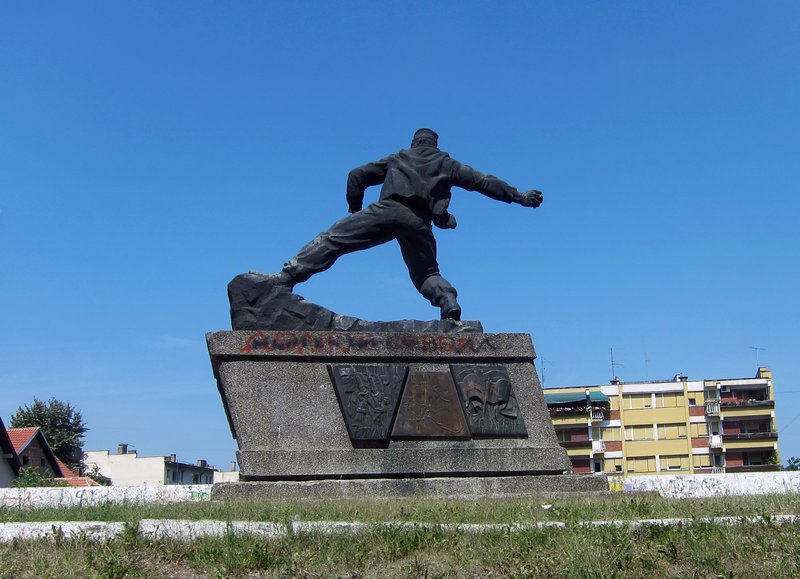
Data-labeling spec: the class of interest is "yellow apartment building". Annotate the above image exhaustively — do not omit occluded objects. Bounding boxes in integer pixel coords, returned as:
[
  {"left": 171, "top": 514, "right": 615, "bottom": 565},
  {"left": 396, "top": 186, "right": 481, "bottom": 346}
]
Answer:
[{"left": 544, "top": 367, "right": 778, "bottom": 476}]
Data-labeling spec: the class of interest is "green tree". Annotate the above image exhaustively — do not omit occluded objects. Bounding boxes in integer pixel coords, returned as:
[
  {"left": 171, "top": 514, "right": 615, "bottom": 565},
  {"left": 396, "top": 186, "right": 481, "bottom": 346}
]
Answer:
[
  {"left": 85, "top": 464, "right": 112, "bottom": 486},
  {"left": 11, "top": 466, "right": 67, "bottom": 487},
  {"left": 784, "top": 456, "right": 800, "bottom": 471},
  {"left": 10, "top": 397, "right": 88, "bottom": 468}
]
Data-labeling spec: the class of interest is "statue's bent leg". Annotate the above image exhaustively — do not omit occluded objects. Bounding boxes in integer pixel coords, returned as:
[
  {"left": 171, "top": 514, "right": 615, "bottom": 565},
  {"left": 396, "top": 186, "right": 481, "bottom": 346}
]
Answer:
[
  {"left": 397, "top": 225, "right": 461, "bottom": 321},
  {"left": 283, "top": 203, "right": 397, "bottom": 284}
]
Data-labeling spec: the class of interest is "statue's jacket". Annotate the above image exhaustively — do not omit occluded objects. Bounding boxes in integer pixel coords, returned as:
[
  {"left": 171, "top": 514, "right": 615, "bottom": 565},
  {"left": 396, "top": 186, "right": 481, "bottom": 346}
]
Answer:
[{"left": 346, "top": 146, "right": 521, "bottom": 230}]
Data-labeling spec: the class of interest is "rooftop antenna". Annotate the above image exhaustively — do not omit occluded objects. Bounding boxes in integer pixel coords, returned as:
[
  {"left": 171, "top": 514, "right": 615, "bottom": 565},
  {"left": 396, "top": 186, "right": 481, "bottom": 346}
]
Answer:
[
  {"left": 644, "top": 351, "right": 651, "bottom": 380},
  {"left": 610, "top": 347, "right": 624, "bottom": 382},
  {"left": 539, "top": 356, "right": 549, "bottom": 388},
  {"left": 749, "top": 346, "right": 766, "bottom": 367}
]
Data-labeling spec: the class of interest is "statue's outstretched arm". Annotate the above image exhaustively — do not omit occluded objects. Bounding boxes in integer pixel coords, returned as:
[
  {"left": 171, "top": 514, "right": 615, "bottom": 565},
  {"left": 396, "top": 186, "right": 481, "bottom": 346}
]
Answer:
[
  {"left": 346, "top": 157, "right": 389, "bottom": 213},
  {"left": 450, "top": 160, "right": 543, "bottom": 208}
]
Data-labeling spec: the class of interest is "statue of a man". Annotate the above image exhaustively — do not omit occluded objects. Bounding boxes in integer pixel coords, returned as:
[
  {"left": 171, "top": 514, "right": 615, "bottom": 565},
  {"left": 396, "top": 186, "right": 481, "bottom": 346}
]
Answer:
[{"left": 262, "top": 128, "right": 543, "bottom": 320}]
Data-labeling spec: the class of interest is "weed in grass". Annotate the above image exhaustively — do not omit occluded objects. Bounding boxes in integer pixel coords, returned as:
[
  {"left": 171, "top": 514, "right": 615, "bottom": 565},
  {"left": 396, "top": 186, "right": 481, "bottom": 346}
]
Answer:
[
  {"left": 380, "top": 525, "right": 437, "bottom": 560},
  {"left": 182, "top": 531, "right": 288, "bottom": 576},
  {"left": 85, "top": 542, "right": 143, "bottom": 579},
  {"left": 404, "top": 556, "right": 429, "bottom": 578}
]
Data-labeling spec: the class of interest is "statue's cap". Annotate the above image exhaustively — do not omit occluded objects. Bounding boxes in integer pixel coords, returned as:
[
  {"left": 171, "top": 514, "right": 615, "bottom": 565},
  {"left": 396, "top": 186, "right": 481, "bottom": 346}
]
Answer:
[{"left": 412, "top": 128, "right": 439, "bottom": 145}]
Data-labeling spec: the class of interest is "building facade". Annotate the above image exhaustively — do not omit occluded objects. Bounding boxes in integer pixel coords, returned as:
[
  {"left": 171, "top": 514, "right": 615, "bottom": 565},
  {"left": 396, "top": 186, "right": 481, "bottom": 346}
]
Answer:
[
  {"left": 0, "top": 418, "right": 21, "bottom": 487},
  {"left": 544, "top": 367, "right": 778, "bottom": 476},
  {"left": 6, "top": 427, "right": 63, "bottom": 478},
  {"left": 84, "top": 444, "right": 216, "bottom": 486}
]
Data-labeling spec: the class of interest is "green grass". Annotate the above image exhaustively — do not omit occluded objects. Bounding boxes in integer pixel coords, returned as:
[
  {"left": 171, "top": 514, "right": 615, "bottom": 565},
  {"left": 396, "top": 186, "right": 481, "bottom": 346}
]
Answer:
[
  {"left": 2, "top": 518, "right": 800, "bottom": 577},
  {"left": 3, "top": 493, "right": 800, "bottom": 524},
  {"left": 3, "top": 495, "right": 800, "bottom": 577}
]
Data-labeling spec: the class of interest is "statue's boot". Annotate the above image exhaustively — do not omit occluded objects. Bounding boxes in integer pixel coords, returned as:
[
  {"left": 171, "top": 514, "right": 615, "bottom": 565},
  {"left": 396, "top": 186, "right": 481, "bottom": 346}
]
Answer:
[{"left": 439, "top": 293, "right": 462, "bottom": 321}]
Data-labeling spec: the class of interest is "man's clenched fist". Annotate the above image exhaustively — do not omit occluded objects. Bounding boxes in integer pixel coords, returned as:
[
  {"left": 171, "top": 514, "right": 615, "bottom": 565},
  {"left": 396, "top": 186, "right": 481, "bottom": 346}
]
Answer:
[{"left": 517, "top": 190, "right": 543, "bottom": 208}]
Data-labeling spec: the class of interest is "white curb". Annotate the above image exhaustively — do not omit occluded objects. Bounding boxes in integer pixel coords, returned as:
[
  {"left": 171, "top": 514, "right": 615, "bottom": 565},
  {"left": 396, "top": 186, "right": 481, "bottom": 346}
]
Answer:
[
  {"left": 139, "top": 519, "right": 286, "bottom": 540},
  {"left": 0, "top": 521, "right": 125, "bottom": 542}
]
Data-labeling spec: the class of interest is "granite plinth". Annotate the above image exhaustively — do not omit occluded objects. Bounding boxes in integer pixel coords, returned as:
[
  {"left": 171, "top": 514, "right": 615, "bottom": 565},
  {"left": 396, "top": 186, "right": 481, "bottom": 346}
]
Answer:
[
  {"left": 212, "top": 474, "right": 609, "bottom": 501},
  {"left": 208, "top": 329, "right": 571, "bottom": 481}
]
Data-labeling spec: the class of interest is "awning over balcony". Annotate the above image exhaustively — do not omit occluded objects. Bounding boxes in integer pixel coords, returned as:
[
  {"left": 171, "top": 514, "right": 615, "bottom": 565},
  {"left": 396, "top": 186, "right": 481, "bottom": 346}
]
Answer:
[{"left": 545, "top": 392, "right": 610, "bottom": 405}]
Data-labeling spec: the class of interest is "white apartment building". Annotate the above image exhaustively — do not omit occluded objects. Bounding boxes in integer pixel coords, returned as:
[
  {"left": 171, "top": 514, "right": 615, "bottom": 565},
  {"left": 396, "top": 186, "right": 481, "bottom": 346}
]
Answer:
[{"left": 84, "top": 444, "right": 216, "bottom": 486}]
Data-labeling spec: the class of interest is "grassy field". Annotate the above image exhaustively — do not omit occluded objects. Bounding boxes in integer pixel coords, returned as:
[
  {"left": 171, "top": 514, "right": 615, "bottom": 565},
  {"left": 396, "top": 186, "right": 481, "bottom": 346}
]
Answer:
[
  {"left": 3, "top": 493, "right": 800, "bottom": 524},
  {"left": 2, "top": 494, "right": 800, "bottom": 577}
]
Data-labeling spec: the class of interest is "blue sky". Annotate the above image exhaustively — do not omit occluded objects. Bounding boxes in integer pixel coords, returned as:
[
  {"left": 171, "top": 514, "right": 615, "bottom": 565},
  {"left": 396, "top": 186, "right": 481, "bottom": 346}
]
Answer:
[{"left": 2, "top": 2, "right": 798, "bottom": 470}]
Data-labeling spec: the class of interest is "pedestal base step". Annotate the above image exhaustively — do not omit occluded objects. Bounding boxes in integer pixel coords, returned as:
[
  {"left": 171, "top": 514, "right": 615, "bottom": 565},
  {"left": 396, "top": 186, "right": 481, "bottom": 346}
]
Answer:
[{"left": 212, "top": 474, "right": 609, "bottom": 501}]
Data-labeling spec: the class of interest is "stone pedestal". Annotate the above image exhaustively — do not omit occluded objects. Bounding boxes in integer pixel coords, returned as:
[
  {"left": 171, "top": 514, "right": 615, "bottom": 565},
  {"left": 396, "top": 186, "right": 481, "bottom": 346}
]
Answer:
[{"left": 207, "top": 329, "right": 576, "bottom": 481}]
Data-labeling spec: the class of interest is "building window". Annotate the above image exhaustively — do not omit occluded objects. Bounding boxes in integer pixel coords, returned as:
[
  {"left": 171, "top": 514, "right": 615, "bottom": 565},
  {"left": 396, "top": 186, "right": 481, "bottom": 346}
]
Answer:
[
  {"left": 654, "top": 392, "right": 682, "bottom": 408},
  {"left": 743, "top": 452, "right": 771, "bottom": 466},
  {"left": 624, "top": 394, "right": 652, "bottom": 409},
  {"left": 601, "top": 427, "right": 620, "bottom": 442},
  {"left": 663, "top": 455, "right": 689, "bottom": 471},
  {"left": 22, "top": 456, "right": 29, "bottom": 465},
  {"left": 624, "top": 425, "right": 654, "bottom": 441},
  {"left": 555, "top": 429, "right": 571, "bottom": 442},
  {"left": 627, "top": 457, "right": 657, "bottom": 473},
  {"left": 693, "top": 454, "right": 712, "bottom": 468},
  {"left": 688, "top": 397, "right": 696, "bottom": 406},
  {"left": 741, "top": 421, "right": 771, "bottom": 434},
  {"left": 657, "top": 423, "right": 687, "bottom": 440}
]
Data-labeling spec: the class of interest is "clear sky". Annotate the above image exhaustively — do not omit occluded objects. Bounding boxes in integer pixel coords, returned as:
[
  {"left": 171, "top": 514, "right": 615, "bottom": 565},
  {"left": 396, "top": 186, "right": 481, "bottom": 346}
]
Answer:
[{"left": 2, "top": 2, "right": 798, "bottom": 470}]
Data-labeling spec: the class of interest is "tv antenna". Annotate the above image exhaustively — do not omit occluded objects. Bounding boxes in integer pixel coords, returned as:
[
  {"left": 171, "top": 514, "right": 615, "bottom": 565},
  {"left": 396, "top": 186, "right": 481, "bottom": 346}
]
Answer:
[
  {"left": 610, "top": 347, "right": 624, "bottom": 381},
  {"left": 539, "top": 356, "right": 551, "bottom": 387},
  {"left": 749, "top": 346, "right": 766, "bottom": 367}
]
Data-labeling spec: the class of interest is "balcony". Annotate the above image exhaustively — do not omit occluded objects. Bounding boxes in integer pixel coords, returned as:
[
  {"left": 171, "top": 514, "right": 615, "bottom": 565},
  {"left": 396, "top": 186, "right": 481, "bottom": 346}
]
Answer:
[
  {"left": 720, "top": 399, "right": 774, "bottom": 409},
  {"left": 545, "top": 392, "right": 611, "bottom": 421},
  {"left": 711, "top": 466, "right": 724, "bottom": 474},
  {"left": 722, "top": 432, "right": 778, "bottom": 441},
  {"left": 558, "top": 439, "right": 592, "bottom": 448},
  {"left": 548, "top": 406, "right": 590, "bottom": 418},
  {"left": 592, "top": 440, "right": 606, "bottom": 453},
  {"left": 725, "top": 464, "right": 780, "bottom": 473},
  {"left": 590, "top": 408, "right": 607, "bottom": 422},
  {"left": 709, "top": 435, "right": 723, "bottom": 448},
  {"left": 705, "top": 400, "right": 720, "bottom": 416}
]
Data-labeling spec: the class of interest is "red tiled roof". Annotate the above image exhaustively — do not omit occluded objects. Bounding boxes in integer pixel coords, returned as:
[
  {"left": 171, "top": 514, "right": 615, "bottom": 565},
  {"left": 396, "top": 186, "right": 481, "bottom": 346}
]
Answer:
[
  {"left": 7, "top": 426, "right": 65, "bottom": 477},
  {"left": 7, "top": 427, "right": 39, "bottom": 453},
  {"left": 55, "top": 458, "right": 76, "bottom": 479},
  {"left": 56, "top": 477, "right": 100, "bottom": 487}
]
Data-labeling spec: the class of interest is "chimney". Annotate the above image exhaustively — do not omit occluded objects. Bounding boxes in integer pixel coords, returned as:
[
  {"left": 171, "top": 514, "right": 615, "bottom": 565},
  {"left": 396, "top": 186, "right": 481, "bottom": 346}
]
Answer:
[
  {"left": 196, "top": 459, "right": 208, "bottom": 468},
  {"left": 230, "top": 461, "right": 237, "bottom": 472},
  {"left": 117, "top": 443, "right": 128, "bottom": 455},
  {"left": 167, "top": 454, "right": 177, "bottom": 463}
]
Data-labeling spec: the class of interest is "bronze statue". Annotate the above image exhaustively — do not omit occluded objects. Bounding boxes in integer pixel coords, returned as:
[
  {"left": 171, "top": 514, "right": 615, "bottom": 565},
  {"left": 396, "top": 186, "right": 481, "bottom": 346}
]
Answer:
[{"left": 261, "top": 128, "right": 543, "bottom": 320}]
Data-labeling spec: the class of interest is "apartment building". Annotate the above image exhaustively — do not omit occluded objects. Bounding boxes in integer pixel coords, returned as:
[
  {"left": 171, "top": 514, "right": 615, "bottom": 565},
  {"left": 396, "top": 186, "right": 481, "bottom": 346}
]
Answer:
[
  {"left": 544, "top": 367, "right": 778, "bottom": 476},
  {"left": 84, "top": 443, "right": 216, "bottom": 486}
]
